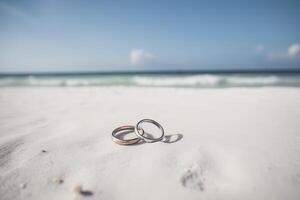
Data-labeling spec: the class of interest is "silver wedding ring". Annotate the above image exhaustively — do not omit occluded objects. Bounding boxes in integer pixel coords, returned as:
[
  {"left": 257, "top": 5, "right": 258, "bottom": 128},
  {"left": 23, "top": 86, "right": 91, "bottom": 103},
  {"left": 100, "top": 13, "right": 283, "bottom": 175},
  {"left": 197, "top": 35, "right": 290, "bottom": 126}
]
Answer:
[
  {"left": 112, "top": 119, "right": 165, "bottom": 145},
  {"left": 135, "top": 119, "right": 164, "bottom": 143}
]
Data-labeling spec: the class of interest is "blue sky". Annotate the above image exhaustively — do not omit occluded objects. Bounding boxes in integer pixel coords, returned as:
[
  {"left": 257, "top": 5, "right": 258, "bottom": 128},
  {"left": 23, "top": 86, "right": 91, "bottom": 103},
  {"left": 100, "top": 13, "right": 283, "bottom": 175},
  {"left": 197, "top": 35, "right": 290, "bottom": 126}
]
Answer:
[{"left": 0, "top": 0, "right": 300, "bottom": 72}]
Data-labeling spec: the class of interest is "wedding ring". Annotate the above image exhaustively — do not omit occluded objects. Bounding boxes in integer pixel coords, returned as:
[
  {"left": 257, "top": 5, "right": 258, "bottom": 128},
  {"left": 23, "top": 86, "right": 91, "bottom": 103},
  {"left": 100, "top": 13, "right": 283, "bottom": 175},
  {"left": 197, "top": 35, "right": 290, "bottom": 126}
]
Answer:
[
  {"left": 135, "top": 119, "right": 164, "bottom": 143},
  {"left": 112, "top": 125, "right": 144, "bottom": 145}
]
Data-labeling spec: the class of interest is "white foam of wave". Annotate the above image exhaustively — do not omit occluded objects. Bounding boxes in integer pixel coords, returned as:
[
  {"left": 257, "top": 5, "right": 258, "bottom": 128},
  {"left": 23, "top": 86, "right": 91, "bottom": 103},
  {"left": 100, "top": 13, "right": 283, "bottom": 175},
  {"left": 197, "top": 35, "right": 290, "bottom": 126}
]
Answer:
[
  {"left": 132, "top": 75, "right": 222, "bottom": 87},
  {"left": 27, "top": 77, "right": 65, "bottom": 86},
  {"left": 64, "top": 79, "right": 94, "bottom": 86},
  {"left": 25, "top": 76, "right": 127, "bottom": 86},
  {"left": 1, "top": 74, "right": 299, "bottom": 87},
  {"left": 227, "top": 76, "right": 280, "bottom": 85}
]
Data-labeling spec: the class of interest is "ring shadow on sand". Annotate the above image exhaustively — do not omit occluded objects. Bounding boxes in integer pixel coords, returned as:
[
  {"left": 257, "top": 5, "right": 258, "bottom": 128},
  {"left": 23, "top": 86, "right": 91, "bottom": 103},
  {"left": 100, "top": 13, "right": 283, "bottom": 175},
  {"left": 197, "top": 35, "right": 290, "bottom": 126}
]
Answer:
[
  {"left": 114, "top": 129, "right": 183, "bottom": 145},
  {"left": 162, "top": 134, "right": 183, "bottom": 143}
]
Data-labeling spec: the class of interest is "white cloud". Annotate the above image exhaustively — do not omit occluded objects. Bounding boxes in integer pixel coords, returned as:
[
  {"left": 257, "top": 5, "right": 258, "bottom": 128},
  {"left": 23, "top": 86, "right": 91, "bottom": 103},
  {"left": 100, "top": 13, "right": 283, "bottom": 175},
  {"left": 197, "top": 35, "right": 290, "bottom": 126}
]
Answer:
[
  {"left": 259, "top": 43, "right": 300, "bottom": 61},
  {"left": 288, "top": 44, "right": 300, "bottom": 58},
  {"left": 130, "top": 49, "right": 154, "bottom": 66}
]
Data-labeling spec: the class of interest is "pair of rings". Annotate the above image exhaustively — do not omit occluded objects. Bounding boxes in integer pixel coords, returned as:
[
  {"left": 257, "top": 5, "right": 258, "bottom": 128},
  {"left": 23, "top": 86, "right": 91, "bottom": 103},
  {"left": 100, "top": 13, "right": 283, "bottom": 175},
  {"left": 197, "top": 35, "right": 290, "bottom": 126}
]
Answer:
[{"left": 112, "top": 119, "right": 164, "bottom": 145}]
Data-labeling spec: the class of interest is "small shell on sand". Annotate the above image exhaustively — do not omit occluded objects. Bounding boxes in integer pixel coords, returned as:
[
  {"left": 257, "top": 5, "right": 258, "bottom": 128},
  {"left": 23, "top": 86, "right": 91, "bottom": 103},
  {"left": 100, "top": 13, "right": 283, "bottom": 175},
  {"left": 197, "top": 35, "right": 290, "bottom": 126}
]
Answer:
[
  {"left": 52, "top": 177, "right": 64, "bottom": 184},
  {"left": 20, "top": 183, "right": 27, "bottom": 189},
  {"left": 73, "top": 185, "right": 93, "bottom": 196}
]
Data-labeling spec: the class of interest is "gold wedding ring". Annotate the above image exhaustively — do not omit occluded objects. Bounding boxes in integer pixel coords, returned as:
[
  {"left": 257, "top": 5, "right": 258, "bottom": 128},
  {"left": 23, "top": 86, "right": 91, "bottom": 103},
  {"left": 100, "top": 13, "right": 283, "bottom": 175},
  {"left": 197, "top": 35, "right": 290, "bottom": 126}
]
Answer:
[{"left": 111, "top": 125, "right": 144, "bottom": 145}]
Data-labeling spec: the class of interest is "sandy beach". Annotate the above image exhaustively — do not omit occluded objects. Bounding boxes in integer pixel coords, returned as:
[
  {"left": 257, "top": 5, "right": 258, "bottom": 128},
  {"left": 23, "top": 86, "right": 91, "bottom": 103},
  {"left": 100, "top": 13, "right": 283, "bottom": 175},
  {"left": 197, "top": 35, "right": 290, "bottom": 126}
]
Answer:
[{"left": 0, "top": 86, "right": 300, "bottom": 200}]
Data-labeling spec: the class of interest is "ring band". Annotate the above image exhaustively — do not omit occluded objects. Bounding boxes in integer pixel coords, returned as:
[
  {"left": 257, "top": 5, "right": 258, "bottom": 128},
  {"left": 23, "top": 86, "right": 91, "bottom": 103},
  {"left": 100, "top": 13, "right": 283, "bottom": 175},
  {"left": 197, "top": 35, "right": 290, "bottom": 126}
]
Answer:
[
  {"left": 112, "top": 125, "right": 144, "bottom": 145},
  {"left": 135, "top": 119, "right": 164, "bottom": 143}
]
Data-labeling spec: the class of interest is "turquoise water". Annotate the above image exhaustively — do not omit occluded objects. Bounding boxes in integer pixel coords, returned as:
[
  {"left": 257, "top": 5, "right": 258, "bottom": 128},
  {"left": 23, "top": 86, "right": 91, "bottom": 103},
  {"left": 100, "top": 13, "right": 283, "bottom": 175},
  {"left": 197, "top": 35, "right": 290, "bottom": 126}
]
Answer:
[{"left": 1, "top": 73, "right": 300, "bottom": 88}]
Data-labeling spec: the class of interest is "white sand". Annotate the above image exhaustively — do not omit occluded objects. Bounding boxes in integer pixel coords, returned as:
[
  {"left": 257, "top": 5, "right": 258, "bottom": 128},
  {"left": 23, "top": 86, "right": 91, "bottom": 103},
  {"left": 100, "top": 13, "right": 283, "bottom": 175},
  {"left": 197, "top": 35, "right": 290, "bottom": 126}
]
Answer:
[{"left": 0, "top": 87, "right": 300, "bottom": 200}]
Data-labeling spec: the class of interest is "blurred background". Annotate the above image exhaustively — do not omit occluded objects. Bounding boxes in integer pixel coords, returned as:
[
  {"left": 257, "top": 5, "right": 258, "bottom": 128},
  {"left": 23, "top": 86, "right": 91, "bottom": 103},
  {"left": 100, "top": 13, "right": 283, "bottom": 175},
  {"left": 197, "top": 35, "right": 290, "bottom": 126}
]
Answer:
[{"left": 0, "top": 0, "right": 300, "bottom": 88}]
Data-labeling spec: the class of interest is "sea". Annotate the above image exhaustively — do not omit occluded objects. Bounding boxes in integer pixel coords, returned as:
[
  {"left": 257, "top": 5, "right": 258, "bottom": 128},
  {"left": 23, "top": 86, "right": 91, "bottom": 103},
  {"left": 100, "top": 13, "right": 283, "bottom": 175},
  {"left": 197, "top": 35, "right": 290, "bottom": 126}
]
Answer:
[{"left": 1, "top": 71, "right": 300, "bottom": 88}]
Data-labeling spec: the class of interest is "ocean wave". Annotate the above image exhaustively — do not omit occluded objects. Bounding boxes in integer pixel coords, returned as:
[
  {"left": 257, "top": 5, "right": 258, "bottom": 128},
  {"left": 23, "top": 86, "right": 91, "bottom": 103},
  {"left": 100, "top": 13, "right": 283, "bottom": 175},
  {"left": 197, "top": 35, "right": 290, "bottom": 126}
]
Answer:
[
  {"left": 0, "top": 74, "right": 300, "bottom": 87},
  {"left": 132, "top": 75, "right": 222, "bottom": 87},
  {"left": 0, "top": 76, "right": 130, "bottom": 87},
  {"left": 27, "top": 77, "right": 66, "bottom": 86},
  {"left": 226, "top": 76, "right": 280, "bottom": 86}
]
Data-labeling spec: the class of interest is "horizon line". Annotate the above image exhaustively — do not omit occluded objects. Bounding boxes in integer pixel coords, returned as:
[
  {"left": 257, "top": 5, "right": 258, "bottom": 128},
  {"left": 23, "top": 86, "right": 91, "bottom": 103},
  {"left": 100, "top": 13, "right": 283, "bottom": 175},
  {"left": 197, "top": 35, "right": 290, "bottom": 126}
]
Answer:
[{"left": 1, "top": 68, "right": 300, "bottom": 76}]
